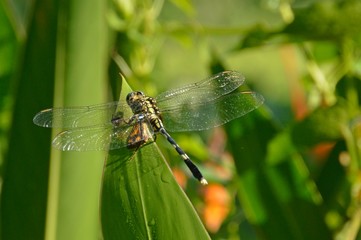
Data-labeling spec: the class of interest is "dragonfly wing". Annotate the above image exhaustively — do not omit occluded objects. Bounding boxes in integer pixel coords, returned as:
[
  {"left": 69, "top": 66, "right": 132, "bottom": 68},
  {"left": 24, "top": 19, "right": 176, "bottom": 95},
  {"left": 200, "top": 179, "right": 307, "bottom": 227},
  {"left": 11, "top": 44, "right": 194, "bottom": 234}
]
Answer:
[
  {"left": 33, "top": 101, "right": 132, "bottom": 129},
  {"left": 161, "top": 91, "right": 264, "bottom": 132},
  {"left": 156, "top": 71, "right": 245, "bottom": 109},
  {"left": 52, "top": 125, "right": 126, "bottom": 151},
  {"left": 52, "top": 115, "right": 154, "bottom": 151}
]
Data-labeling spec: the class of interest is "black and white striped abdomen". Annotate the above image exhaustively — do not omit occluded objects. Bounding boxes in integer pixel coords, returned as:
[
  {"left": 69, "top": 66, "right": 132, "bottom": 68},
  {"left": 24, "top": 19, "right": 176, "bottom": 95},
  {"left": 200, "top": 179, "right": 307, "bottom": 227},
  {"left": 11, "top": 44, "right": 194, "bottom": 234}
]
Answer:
[{"left": 159, "top": 128, "right": 207, "bottom": 185}]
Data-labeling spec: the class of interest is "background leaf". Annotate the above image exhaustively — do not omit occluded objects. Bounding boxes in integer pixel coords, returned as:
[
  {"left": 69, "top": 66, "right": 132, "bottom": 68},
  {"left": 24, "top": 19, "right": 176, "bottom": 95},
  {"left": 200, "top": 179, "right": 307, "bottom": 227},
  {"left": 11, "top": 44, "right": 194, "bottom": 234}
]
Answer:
[{"left": 1, "top": 0, "right": 57, "bottom": 239}]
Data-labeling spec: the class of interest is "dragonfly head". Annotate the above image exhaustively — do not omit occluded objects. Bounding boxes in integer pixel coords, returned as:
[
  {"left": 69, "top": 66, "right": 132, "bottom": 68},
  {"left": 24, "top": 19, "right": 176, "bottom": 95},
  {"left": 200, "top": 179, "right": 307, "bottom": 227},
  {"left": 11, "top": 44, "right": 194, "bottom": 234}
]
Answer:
[
  {"left": 126, "top": 91, "right": 145, "bottom": 103},
  {"left": 126, "top": 91, "right": 146, "bottom": 112}
]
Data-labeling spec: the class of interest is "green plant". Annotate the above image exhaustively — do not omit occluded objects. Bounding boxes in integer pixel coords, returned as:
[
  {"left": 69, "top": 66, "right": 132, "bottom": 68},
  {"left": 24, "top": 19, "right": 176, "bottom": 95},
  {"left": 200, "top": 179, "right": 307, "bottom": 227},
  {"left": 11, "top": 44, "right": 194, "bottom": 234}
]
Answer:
[{"left": 1, "top": 0, "right": 361, "bottom": 239}]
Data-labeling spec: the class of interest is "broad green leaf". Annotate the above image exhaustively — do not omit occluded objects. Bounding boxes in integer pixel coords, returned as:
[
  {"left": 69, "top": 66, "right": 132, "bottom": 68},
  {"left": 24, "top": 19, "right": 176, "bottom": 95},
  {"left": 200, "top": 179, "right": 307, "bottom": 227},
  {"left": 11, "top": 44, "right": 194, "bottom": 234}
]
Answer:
[
  {"left": 2, "top": 0, "right": 112, "bottom": 239},
  {"left": 1, "top": 1, "right": 57, "bottom": 239},
  {"left": 46, "top": 0, "right": 110, "bottom": 239},
  {"left": 101, "top": 144, "right": 210, "bottom": 240},
  {"left": 0, "top": 4, "right": 17, "bottom": 110}
]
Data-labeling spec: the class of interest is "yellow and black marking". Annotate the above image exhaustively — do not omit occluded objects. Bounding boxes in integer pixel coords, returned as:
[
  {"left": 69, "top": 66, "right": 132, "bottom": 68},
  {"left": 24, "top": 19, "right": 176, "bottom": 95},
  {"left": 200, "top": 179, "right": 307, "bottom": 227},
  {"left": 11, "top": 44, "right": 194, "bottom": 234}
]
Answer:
[{"left": 126, "top": 91, "right": 208, "bottom": 185}]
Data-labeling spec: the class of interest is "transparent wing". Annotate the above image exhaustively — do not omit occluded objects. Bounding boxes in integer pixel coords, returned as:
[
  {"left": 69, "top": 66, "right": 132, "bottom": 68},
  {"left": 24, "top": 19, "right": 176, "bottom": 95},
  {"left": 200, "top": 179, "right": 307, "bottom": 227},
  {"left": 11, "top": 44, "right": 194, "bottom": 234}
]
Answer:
[
  {"left": 33, "top": 101, "right": 131, "bottom": 128},
  {"left": 52, "top": 117, "right": 154, "bottom": 151},
  {"left": 161, "top": 91, "right": 264, "bottom": 132},
  {"left": 156, "top": 71, "right": 245, "bottom": 109},
  {"left": 34, "top": 71, "right": 244, "bottom": 129}
]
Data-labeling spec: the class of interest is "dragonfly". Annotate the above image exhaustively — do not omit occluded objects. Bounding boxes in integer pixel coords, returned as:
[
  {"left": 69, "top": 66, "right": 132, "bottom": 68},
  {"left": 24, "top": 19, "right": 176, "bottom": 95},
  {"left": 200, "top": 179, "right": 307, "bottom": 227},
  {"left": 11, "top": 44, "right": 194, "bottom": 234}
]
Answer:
[{"left": 33, "top": 71, "right": 264, "bottom": 185}]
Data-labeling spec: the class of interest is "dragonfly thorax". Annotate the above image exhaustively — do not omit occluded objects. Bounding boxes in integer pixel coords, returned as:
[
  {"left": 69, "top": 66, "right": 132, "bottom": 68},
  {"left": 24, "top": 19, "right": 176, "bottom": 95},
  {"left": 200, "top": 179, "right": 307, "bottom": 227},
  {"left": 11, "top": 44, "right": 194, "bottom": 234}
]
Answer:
[{"left": 126, "top": 91, "right": 163, "bottom": 131}]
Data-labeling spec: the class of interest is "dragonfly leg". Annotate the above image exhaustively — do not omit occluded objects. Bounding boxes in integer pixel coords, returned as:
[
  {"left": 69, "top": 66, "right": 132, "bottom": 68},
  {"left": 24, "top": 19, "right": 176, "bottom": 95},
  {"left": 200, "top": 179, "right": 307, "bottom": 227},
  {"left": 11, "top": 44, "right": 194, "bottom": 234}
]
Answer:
[
  {"left": 111, "top": 113, "right": 137, "bottom": 126},
  {"left": 159, "top": 128, "right": 208, "bottom": 185}
]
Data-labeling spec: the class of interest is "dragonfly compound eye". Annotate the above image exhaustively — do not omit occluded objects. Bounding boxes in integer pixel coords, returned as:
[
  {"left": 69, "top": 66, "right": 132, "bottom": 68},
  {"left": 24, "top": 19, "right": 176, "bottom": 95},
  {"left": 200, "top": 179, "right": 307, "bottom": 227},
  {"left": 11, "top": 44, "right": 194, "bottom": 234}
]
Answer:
[
  {"left": 126, "top": 92, "right": 133, "bottom": 102},
  {"left": 136, "top": 91, "right": 145, "bottom": 97},
  {"left": 127, "top": 91, "right": 145, "bottom": 104},
  {"left": 126, "top": 92, "right": 137, "bottom": 104}
]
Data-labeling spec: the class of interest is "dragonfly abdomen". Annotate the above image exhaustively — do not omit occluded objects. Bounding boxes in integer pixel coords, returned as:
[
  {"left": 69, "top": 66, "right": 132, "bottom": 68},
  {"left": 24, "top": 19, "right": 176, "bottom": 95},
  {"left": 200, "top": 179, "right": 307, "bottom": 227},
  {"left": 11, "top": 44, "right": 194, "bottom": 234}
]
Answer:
[{"left": 159, "top": 128, "right": 208, "bottom": 185}]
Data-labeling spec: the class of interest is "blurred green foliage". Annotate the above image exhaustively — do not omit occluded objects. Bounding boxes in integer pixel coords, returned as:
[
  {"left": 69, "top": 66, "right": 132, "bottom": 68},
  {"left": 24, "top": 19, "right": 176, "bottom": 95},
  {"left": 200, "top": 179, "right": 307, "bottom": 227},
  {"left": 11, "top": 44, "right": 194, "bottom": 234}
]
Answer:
[{"left": 1, "top": 0, "right": 361, "bottom": 239}]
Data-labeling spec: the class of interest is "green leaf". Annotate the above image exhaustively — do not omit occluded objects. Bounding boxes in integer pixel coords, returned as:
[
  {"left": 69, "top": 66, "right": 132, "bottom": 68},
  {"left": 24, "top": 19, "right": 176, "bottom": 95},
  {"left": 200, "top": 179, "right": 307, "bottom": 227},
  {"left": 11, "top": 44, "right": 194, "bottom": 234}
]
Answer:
[
  {"left": 283, "top": 1, "right": 361, "bottom": 43},
  {"left": 1, "top": 0, "right": 110, "bottom": 239},
  {"left": 1, "top": 1, "right": 57, "bottom": 239},
  {"left": 226, "top": 110, "right": 332, "bottom": 240},
  {"left": 316, "top": 141, "right": 347, "bottom": 208},
  {"left": 47, "top": 0, "right": 110, "bottom": 239},
  {"left": 291, "top": 102, "right": 349, "bottom": 148},
  {"left": 170, "top": 0, "right": 195, "bottom": 16},
  {"left": 101, "top": 144, "right": 210, "bottom": 239}
]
